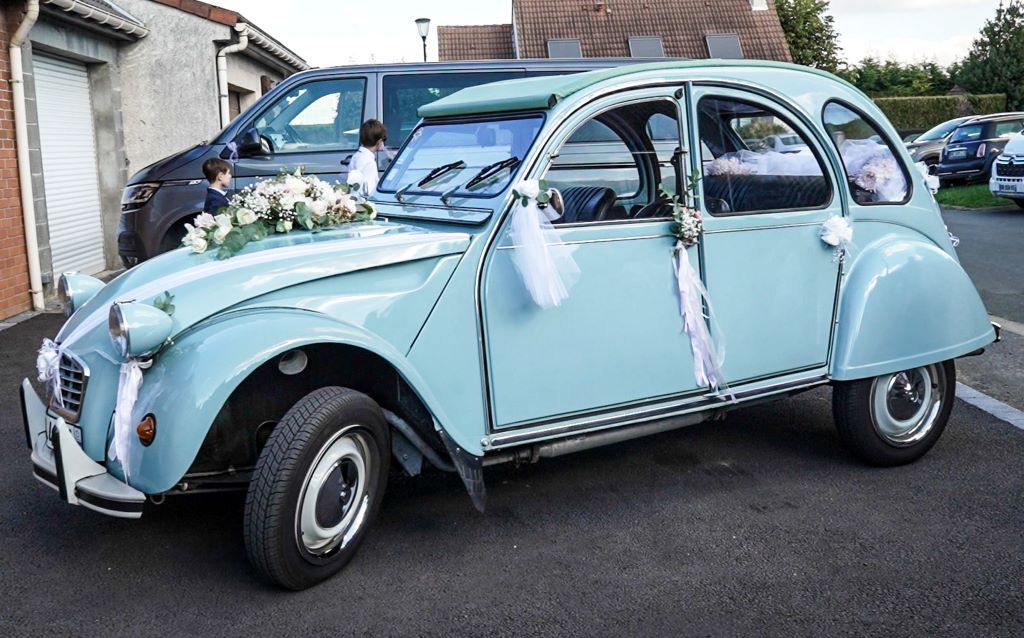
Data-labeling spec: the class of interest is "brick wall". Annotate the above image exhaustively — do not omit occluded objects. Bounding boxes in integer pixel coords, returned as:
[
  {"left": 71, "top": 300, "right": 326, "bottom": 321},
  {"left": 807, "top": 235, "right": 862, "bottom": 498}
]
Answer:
[{"left": 0, "top": 4, "right": 30, "bottom": 319}]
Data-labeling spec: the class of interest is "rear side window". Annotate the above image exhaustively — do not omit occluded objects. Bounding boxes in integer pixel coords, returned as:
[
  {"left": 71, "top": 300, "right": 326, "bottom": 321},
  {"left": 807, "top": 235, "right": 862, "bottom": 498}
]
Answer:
[
  {"left": 696, "top": 96, "right": 830, "bottom": 215},
  {"left": 382, "top": 72, "right": 521, "bottom": 149},
  {"left": 823, "top": 102, "right": 909, "bottom": 205},
  {"left": 995, "top": 120, "right": 1024, "bottom": 138},
  {"left": 253, "top": 78, "right": 366, "bottom": 154}
]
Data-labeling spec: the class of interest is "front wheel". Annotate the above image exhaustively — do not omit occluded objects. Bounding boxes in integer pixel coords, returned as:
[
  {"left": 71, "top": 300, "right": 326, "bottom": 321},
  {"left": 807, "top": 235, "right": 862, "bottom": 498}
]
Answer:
[
  {"left": 244, "top": 387, "right": 390, "bottom": 590},
  {"left": 1014, "top": 199, "right": 1024, "bottom": 210},
  {"left": 832, "top": 360, "right": 956, "bottom": 466}
]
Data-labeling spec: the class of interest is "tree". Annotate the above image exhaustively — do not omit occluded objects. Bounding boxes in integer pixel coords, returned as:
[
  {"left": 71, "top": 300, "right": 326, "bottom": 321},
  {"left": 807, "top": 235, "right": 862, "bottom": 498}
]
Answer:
[
  {"left": 775, "top": 0, "right": 843, "bottom": 72},
  {"left": 954, "top": 0, "right": 1024, "bottom": 109},
  {"left": 838, "top": 58, "right": 953, "bottom": 97}
]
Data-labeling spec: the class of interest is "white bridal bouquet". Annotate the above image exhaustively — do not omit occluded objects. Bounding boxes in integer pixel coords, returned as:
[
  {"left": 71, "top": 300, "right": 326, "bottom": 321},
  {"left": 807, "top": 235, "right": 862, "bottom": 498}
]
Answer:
[{"left": 183, "top": 169, "right": 377, "bottom": 259}]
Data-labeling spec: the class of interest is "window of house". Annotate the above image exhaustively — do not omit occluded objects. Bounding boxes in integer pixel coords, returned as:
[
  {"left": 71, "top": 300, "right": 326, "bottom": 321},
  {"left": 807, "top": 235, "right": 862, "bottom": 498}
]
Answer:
[
  {"left": 823, "top": 101, "right": 910, "bottom": 205},
  {"left": 545, "top": 100, "right": 682, "bottom": 223},
  {"left": 547, "top": 39, "right": 583, "bottom": 58},
  {"left": 629, "top": 37, "right": 665, "bottom": 58},
  {"left": 228, "top": 90, "right": 242, "bottom": 122},
  {"left": 705, "top": 34, "right": 743, "bottom": 59},
  {"left": 252, "top": 78, "right": 365, "bottom": 153},
  {"left": 697, "top": 96, "right": 830, "bottom": 215},
  {"left": 382, "top": 72, "right": 521, "bottom": 150}
]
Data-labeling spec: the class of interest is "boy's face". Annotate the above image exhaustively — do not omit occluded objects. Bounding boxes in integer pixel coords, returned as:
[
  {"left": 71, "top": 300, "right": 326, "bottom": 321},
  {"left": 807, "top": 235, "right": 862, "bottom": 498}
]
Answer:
[{"left": 217, "top": 169, "right": 232, "bottom": 187}]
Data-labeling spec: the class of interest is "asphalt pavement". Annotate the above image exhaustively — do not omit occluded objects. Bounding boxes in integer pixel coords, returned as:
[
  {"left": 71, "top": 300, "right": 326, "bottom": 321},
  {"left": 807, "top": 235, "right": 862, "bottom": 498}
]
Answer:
[{"left": 1, "top": 307, "right": 1022, "bottom": 636}]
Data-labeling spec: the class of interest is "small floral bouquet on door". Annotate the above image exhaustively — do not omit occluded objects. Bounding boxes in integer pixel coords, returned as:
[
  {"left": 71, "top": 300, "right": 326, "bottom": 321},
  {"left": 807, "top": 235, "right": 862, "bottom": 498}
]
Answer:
[{"left": 183, "top": 169, "right": 377, "bottom": 259}]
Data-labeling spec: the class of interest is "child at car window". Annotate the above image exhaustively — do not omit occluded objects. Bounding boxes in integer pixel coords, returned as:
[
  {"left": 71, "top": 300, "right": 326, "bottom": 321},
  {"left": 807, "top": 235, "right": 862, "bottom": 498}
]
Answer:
[
  {"left": 202, "top": 158, "right": 232, "bottom": 214},
  {"left": 349, "top": 119, "right": 387, "bottom": 196}
]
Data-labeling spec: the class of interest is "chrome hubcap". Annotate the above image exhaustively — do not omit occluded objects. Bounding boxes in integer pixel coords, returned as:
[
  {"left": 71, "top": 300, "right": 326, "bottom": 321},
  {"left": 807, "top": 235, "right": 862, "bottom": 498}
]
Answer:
[
  {"left": 296, "top": 427, "right": 371, "bottom": 558},
  {"left": 871, "top": 364, "right": 944, "bottom": 446}
]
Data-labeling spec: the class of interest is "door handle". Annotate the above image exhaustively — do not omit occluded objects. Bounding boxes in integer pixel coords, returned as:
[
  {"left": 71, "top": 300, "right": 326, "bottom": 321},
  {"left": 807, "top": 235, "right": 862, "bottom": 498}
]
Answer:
[{"left": 341, "top": 154, "right": 353, "bottom": 167}]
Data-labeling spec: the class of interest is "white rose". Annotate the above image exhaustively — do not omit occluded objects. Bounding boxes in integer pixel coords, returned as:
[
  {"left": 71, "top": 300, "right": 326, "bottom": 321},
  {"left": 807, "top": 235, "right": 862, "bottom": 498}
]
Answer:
[
  {"left": 339, "top": 196, "right": 357, "bottom": 214},
  {"left": 285, "top": 176, "right": 307, "bottom": 195},
  {"left": 236, "top": 208, "right": 257, "bottom": 226},
  {"left": 515, "top": 179, "right": 540, "bottom": 199},
  {"left": 189, "top": 233, "right": 208, "bottom": 253},
  {"left": 310, "top": 200, "right": 328, "bottom": 218},
  {"left": 193, "top": 212, "right": 216, "bottom": 229}
]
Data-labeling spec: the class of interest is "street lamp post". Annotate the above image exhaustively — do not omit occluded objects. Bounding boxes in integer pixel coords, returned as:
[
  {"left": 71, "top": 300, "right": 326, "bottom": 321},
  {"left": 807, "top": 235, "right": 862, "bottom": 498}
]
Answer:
[{"left": 415, "top": 17, "right": 430, "bottom": 62}]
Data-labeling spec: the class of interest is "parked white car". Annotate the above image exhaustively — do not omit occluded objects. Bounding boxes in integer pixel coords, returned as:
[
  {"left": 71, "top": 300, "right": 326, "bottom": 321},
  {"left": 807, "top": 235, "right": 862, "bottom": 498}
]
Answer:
[
  {"left": 760, "top": 133, "right": 809, "bottom": 153},
  {"left": 989, "top": 132, "right": 1024, "bottom": 209}
]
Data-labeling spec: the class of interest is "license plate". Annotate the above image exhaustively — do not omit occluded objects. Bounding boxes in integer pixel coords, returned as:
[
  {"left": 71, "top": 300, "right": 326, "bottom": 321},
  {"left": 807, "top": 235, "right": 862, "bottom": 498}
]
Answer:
[
  {"left": 948, "top": 150, "right": 967, "bottom": 160},
  {"left": 46, "top": 414, "right": 82, "bottom": 446}
]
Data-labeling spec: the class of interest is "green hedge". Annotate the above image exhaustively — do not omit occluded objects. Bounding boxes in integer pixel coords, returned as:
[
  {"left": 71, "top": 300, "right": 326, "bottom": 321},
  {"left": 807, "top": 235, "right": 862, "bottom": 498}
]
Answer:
[{"left": 873, "top": 94, "right": 1007, "bottom": 130}]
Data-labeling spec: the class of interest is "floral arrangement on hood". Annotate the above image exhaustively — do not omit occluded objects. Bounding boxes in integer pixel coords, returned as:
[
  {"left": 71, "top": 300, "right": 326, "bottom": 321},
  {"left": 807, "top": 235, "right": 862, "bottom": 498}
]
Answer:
[{"left": 183, "top": 169, "right": 376, "bottom": 259}]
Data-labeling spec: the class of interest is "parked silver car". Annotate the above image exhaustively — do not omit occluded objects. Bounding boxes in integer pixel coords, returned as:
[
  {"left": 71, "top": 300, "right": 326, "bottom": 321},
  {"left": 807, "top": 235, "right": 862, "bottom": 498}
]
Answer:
[{"left": 904, "top": 116, "right": 974, "bottom": 167}]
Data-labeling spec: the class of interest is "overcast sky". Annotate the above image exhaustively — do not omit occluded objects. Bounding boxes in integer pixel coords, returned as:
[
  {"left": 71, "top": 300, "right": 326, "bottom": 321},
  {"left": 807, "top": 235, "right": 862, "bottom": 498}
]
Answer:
[{"left": 211, "top": 0, "right": 1001, "bottom": 68}]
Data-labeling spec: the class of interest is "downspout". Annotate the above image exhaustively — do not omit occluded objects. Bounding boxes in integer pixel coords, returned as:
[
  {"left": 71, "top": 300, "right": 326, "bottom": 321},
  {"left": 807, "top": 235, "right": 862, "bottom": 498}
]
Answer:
[
  {"left": 217, "top": 23, "right": 249, "bottom": 129},
  {"left": 11, "top": 0, "right": 43, "bottom": 310}
]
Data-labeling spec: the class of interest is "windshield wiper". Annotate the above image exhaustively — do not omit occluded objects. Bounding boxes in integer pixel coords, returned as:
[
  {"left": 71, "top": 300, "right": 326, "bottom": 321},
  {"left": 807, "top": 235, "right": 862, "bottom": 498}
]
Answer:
[
  {"left": 394, "top": 159, "right": 466, "bottom": 203},
  {"left": 464, "top": 157, "right": 520, "bottom": 191}
]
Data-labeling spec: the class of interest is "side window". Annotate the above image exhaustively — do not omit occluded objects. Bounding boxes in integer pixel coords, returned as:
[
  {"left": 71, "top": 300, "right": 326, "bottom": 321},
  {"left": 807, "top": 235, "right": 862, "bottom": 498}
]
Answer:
[
  {"left": 823, "top": 101, "right": 910, "bottom": 205},
  {"left": 381, "top": 72, "right": 521, "bottom": 149},
  {"left": 253, "top": 78, "right": 365, "bottom": 154},
  {"left": 545, "top": 100, "right": 682, "bottom": 223},
  {"left": 697, "top": 96, "right": 830, "bottom": 215},
  {"left": 995, "top": 120, "right": 1024, "bottom": 138}
]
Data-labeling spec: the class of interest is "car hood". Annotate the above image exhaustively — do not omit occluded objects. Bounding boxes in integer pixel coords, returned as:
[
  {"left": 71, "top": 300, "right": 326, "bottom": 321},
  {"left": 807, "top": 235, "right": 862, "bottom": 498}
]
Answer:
[
  {"left": 127, "top": 143, "right": 215, "bottom": 185},
  {"left": 1002, "top": 132, "right": 1024, "bottom": 156},
  {"left": 57, "top": 221, "right": 470, "bottom": 349}
]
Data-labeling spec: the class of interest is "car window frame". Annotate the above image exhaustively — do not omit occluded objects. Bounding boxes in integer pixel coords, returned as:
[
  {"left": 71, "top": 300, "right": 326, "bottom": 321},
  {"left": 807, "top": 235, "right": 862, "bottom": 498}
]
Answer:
[
  {"left": 821, "top": 98, "right": 914, "bottom": 208},
  {"left": 243, "top": 76, "right": 369, "bottom": 157},
  {"left": 540, "top": 95, "right": 685, "bottom": 227},
  {"left": 695, "top": 92, "right": 835, "bottom": 218}
]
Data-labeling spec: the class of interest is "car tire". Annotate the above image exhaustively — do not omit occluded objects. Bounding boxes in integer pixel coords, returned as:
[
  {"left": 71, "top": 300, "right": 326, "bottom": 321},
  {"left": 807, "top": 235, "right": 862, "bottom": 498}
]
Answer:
[
  {"left": 244, "top": 387, "right": 390, "bottom": 590},
  {"left": 832, "top": 360, "right": 955, "bottom": 466},
  {"left": 1014, "top": 199, "right": 1024, "bottom": 210}
]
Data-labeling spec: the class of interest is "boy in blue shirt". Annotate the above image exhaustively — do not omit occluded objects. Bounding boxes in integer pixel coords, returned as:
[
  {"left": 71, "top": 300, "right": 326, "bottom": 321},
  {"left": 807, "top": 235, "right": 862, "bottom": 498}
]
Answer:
[{"left": 202, "top": 158, "right": 232, "bottom": 214}]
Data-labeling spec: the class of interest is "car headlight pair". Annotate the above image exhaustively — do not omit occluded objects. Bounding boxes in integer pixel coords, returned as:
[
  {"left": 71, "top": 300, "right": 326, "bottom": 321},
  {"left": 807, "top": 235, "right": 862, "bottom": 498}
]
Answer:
[{"left": 108, "top": 301, "right": 173, "bottom": 359}]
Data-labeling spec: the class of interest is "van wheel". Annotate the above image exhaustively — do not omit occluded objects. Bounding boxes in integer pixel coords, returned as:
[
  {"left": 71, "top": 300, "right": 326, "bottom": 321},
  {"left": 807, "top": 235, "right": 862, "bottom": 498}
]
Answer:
[
  {"left": 158, "top": 220, "right": 190, "bottom": 255},
  {"left": 244, "top": 387, "right": 389, "bottom": 590},
  {"left": 1014, "top": 199, "right": 1024, "bottom": 209},
  {"left": 832, "top": 361, "right": 955, "bottom": 466}
]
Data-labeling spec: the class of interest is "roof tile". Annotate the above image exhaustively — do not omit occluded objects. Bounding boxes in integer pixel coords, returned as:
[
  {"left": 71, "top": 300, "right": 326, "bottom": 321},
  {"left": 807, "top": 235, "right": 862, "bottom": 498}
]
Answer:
[{"left": 438, "top": 24, "right": 516, "bottom": 61}]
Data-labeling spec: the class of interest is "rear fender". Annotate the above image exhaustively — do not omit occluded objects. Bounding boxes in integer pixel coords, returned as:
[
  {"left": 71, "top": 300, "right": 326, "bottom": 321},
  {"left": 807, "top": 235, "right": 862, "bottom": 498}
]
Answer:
[{"left": 832, "top": 234, "right": 995, "bottom": 381}]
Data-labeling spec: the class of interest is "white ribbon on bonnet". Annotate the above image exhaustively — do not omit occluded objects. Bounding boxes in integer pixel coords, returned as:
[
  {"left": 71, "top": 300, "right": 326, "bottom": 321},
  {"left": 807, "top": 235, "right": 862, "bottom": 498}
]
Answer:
[
  {"left": 508, "top": 181, "right": 580, "bottom": 308},
  {"left": 36, "top": 338, "right": 65, "bottom": 408}
]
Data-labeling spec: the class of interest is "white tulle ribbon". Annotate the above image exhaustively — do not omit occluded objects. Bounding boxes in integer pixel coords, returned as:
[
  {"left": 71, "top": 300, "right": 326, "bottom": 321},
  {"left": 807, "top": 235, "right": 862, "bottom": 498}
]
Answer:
[
  {"left": 914, "top": 161, "right": 940, "bottom": 194},
  {"left": 36, "top": 338, "right": 64, "bottom": 408},
  {"left": 111, "top": 360, "right": 145, "bottom": 479},
  {"left": 820, "top": 215, "right": 853, "bottom": 261},
  {"left": 508, "top": 187, "right": 580, "bottom": 308},
  {"left": 674, "top": 242, "right": 729, "bottom": 395}
]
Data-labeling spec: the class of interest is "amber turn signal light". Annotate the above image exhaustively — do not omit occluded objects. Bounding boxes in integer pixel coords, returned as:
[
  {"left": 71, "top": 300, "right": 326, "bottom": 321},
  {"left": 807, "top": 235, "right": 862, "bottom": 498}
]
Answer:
[{"left": 136, "top": 414, "right": 157, "bottom": 447}]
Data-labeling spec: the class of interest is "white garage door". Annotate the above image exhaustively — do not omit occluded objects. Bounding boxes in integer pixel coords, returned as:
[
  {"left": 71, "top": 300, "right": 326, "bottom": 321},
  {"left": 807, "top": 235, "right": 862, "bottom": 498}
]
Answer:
[{"left": 35, "top": 54, "right": 106, "bottom": 276}]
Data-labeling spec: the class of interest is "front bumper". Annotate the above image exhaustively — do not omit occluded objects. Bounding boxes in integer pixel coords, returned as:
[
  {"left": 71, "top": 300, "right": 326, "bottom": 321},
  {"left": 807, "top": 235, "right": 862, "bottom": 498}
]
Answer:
[{"left": 22, "top": 379, "right": 145, "bottom": 519}]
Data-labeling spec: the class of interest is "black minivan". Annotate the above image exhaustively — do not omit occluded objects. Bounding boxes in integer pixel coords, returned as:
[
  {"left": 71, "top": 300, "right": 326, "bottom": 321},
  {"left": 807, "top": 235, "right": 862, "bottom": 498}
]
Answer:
[
  {"left": 117, "top": 59, "right": 647, "bottom": 265},
  {"left": 936, "top": 112, "right": 1024, "bottom": 185}
]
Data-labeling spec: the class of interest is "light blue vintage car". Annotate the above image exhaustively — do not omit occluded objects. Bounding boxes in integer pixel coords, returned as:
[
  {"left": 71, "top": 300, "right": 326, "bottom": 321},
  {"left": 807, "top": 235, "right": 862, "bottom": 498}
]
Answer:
[{"left": 23, "top": 61, "right": 998, "bottom": 589}]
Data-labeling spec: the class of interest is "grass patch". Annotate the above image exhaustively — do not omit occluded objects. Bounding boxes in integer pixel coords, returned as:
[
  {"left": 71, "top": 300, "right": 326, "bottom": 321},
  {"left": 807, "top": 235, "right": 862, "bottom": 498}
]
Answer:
[{"left": 935, "top": 183, "right": 1015, "bottom": 209}]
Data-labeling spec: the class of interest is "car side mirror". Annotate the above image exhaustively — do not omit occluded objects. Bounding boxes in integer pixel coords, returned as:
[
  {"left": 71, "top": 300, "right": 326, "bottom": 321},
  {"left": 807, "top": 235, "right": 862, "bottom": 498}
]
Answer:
[{"left": 235, "top": 127, "right": 267, "bottom": 158}]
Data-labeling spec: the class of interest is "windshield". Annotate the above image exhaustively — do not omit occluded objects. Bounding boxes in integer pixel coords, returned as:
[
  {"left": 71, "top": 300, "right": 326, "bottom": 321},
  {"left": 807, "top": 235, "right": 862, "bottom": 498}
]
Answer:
[
  {"left": 378, "top": 115, "right": 544, "bottom": 199},
  {"left": 916, "top": 118, "right": 967, "bottom": 142},
  {"left": 950, "top": 124, "right": 985, "bottom": 144}
]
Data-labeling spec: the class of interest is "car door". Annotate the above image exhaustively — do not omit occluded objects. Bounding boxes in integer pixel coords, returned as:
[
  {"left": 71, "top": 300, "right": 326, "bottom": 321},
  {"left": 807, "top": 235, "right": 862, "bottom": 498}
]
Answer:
[
  {"left": 481, "top": 90, "right": 704, "bottom": 429},
  {"left": 232, "top": 75, "right": 370, "bottom": 188},
  {"left": 687, "top": 86, "right": 842, "bottom": 384}
]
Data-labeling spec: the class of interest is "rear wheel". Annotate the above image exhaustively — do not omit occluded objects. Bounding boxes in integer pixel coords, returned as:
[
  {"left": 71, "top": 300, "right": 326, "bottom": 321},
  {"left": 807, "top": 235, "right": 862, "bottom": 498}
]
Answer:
[
  {"left": 832, "top": 360, "right": 955, "bottom": 466},
  {"left": 1014, "top": 199, "right": 1024, "bottom": 209},
  {"left": 244, "top": 387, "right": 389, "bottom": 590}
]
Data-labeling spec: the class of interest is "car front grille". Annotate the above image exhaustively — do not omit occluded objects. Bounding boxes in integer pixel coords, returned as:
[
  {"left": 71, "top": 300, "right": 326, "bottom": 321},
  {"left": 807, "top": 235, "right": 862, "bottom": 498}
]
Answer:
[
  {"left": 996, "top": 161, "right": 1024, "bottom": 177},
  {"left": 51, "top": 351, "right": 88, "bottom": 423}
]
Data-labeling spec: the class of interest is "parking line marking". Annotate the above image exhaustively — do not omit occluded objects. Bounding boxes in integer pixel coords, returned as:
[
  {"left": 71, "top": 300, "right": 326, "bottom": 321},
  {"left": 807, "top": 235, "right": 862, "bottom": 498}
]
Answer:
[
  {"left": 956, "top": 383, "right": 1024, "bottom": 431},
  {"left": 989, "top": 315, "right": 1024, "bottom": 338}
]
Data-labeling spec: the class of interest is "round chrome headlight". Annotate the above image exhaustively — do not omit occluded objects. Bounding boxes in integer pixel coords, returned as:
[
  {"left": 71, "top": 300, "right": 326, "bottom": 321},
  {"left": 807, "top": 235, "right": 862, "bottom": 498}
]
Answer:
[
  {"left": 108, "top": 303, "right": 130, "bottom": 358},
  {"left": 108, "top": 301, "right": 173, "bottom": 359},
  {"left": 59, "top": 272, "right": 105, "bottom": 318}
]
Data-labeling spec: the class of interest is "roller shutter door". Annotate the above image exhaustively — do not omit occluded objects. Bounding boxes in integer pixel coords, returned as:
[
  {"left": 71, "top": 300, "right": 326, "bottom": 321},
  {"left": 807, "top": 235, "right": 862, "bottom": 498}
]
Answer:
[{"left": 35, "top": 54, "right": 106, "bottom": 276}]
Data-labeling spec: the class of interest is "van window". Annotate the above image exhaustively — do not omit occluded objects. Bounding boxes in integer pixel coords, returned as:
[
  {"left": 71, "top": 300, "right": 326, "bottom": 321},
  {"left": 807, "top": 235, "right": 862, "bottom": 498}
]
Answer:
[
  {"left": 697, "top": 96, "right": 829, "bottom": 215},
  {"left": 254, "top": 78, "right": 366, "bottom": 154},
  {"left": 823, "top": 101, "right": 909, "bottom": 205},
  {"left": 382, "top": 72, "right": 521, "bottom": 149}
]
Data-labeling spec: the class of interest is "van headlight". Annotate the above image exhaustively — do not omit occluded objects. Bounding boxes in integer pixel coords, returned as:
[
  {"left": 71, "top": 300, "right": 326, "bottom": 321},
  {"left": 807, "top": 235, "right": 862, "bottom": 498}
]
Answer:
[
  {"left": 58, "top": 273, "right": 105, "bottom": 318},
  {"left": 121, "top": 182, "right": 160, "bottom": 212},
  {"left": 108, "top": 301, "right": 173, "bottom": 358}
]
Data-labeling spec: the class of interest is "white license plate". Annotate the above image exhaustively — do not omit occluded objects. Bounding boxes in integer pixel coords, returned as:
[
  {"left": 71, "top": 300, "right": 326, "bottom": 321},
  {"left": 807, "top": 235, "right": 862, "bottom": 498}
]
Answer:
[
  {"left": 45, "top": 414, "right": 82, "bottom": 446},
  {"left": 949, "top": 150, "right": 968, "bottom": 160}
]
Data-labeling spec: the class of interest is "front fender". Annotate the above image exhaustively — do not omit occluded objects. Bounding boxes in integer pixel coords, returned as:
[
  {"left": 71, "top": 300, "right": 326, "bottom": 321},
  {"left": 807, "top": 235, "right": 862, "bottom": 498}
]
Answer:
[
  {"left": 122, "top": 310, "right": 466, "bottom": 494},
  {"left": 832, "top": 234, "right": 995, "bottom": 381}
]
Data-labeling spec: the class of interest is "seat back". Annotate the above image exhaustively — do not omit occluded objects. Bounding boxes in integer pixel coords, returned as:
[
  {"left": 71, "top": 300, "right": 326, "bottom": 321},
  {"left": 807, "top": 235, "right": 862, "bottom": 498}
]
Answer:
[{"left": 556, "top": 186, "right": 617, "bottom": 223}]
